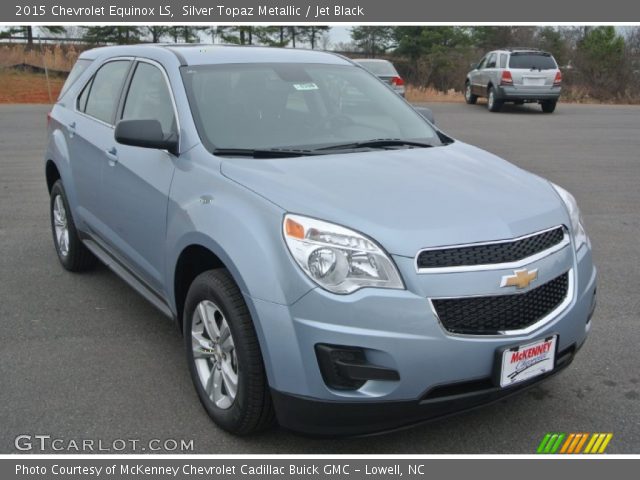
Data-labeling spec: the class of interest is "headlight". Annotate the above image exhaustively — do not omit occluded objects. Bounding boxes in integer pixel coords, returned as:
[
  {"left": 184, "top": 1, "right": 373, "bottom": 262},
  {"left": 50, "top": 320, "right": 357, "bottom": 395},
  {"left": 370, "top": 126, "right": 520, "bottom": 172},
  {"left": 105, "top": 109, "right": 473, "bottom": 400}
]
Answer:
[
  {"left": 283, "top": 214, "right": 404, "bottom": 294},
  {"left": 551, "top": 183, "right": 588, "bottom": 250}
]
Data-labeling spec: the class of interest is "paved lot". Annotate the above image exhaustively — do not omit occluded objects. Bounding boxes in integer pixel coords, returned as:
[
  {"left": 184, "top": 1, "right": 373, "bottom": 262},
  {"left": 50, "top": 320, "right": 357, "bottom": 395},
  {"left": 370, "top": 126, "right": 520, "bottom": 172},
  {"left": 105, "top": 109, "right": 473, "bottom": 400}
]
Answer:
[{"left": 1, "top": 103, "right": 638, "bottom": 453}]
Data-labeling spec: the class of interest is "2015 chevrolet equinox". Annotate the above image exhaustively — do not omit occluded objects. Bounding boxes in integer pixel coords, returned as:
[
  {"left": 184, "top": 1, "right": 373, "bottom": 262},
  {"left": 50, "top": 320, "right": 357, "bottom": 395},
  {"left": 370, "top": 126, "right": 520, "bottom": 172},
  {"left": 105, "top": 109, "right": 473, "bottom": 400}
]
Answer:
[{"left": 45, "top": 45, "right": 597, "bottom": 436}]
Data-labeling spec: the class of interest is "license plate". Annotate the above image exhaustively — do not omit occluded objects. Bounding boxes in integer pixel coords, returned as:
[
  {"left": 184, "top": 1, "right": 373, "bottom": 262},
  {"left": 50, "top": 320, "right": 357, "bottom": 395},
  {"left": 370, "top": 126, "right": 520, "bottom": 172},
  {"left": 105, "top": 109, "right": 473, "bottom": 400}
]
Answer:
[
  {"left": 523, "top": 77, "right": 545, "bottom": 86},
  {"left": 498, "top": 335, "right": 557, "bottom": 387}
]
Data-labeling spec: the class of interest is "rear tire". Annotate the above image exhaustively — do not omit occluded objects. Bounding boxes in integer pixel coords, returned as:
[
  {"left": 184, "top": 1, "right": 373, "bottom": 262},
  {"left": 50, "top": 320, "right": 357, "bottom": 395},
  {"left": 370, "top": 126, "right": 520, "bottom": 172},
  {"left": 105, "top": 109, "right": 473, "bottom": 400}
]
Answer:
[
  {"left": 541, "top": 100, "right": 557, "bottom": 113},
  {"left": 50, "top": 180, "right": 97, "bottom": 271},
  {"left": 184, "top": 269, "right": 275, "bottom": 435},
  {"left": 464, "top": 82, "right": 478, "bottom": 105},
  {"left": 487, "top": 86, "right": 503, "bottom": 112}
]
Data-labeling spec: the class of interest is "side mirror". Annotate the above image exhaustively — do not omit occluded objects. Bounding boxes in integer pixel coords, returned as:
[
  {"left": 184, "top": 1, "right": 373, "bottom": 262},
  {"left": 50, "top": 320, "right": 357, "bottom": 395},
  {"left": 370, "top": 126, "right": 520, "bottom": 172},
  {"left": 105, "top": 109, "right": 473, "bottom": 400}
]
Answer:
[
  {"left": 414, "top": 106, "right": 435, "bottom": 125},
  {"left": 470, "top": 62, "right": 478, "bottom": 70},
  {"left": 115, "top": 119, "right": 178, "bottom": 155}
]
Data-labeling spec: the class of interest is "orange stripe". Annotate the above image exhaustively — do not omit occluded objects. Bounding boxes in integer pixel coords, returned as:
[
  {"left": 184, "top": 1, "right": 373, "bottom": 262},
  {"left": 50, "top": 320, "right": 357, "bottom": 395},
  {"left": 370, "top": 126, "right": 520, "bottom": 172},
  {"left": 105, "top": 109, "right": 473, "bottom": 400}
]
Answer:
[
  {"left": 560, "top": 434, "right": 576, "bottom": 454},
  {"left": 567, "top": 434, "right": 582, "bottom": 453},
  {"left": 574, "top": 433, "right": 589, "bottom": 453}
]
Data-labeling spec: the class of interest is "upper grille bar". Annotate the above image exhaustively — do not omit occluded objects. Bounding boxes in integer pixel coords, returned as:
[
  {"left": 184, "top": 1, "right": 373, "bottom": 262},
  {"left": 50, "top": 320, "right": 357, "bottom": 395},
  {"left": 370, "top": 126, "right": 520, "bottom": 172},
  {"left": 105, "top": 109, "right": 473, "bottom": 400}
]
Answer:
[{"left": 416, "top": 226, "right": 568, "bottom": 273}]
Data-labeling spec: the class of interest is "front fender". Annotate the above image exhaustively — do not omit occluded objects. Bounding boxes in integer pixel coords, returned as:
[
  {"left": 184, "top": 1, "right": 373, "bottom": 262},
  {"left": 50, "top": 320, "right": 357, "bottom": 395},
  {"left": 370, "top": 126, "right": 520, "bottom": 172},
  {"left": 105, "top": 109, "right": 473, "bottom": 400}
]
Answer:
[
  {"left": 165, "top": 147, "right": 316, "bottom": 312},
  {"left": 45, "top": 107, "right": 79, "bottom": 217}
]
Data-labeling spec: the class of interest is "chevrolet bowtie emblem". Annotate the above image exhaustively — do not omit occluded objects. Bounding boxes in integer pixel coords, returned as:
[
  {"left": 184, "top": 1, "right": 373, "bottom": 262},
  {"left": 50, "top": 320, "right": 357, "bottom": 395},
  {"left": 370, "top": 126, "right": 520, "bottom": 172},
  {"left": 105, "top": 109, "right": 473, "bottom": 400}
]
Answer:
[{"left": 501, "top": 268, "right": 539, "bottom": 289}]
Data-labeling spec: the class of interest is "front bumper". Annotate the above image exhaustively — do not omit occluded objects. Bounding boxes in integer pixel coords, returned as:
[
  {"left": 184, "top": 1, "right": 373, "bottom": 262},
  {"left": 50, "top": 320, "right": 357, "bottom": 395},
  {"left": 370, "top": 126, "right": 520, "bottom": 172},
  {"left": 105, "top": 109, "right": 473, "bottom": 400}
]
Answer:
[
  {"left": 247, "top": 243, "right": 596, "bottom": 435},
  {"left": 272, "top": 343, "right": 578, "bottom": 436},
  {"left": 496, "top": 85, "right": 561, "bottom": 101}
]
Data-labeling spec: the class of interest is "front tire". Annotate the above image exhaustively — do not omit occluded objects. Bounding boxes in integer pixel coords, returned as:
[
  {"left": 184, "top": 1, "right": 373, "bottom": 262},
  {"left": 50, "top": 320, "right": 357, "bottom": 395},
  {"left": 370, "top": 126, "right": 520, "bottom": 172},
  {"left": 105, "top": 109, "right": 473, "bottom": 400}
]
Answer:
[
  {"left": 50, "top": 180, "right": 96, "bottom": 271},
  {"left": 464, "top": 82, "right": 478, "bottom": 104},
  {"left": 184, "top": 269, "right": 274, "bottom": 435},
  {"left": 541, "top": 100, "right": 557, "bottom": 113},
  {"left": 487, "top": 86, "right": 503, "bottom": 112}
]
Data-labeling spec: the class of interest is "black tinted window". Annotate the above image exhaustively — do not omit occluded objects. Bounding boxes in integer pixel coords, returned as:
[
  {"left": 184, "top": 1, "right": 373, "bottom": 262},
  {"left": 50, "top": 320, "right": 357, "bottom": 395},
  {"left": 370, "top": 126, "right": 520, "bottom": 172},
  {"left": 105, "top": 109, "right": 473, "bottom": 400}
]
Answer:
[
  {"left": 509, "top": 53, "right": 556, "bottom": 70},
  {"left": 59, "top": 58, "right": 92, "bottom": 98},
  {"left": 84, "top": 61, "right": 130, "bottom": 124},
  {"left": 122, "top": 62, "right": 176, "bottom": 137},
  {"left": 356, "top": 60, "right": 398, "bottom": 76}
]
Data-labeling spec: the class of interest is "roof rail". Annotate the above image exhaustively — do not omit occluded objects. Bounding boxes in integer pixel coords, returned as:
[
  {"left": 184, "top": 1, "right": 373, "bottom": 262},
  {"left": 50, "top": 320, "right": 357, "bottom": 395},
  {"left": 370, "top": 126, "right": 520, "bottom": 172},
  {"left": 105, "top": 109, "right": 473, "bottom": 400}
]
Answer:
[{"left": 502, "top": 47, "right": 543, "bottom": 52}]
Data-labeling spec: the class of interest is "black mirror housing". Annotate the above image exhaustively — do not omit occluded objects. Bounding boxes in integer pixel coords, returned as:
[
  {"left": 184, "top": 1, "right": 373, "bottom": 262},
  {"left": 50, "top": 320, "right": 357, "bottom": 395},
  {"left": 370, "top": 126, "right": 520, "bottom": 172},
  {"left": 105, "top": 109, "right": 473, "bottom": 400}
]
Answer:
[{"left": 115, "top": 119, "right": 178, "bottom": 155}]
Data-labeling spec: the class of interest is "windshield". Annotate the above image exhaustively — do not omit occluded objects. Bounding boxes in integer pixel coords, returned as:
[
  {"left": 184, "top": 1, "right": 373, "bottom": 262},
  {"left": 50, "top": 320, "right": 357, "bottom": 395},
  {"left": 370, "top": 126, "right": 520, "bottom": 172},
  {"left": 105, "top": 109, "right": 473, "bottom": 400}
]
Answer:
[
  {"left": 181, "top": 63, "right": 440, "bottom": 152},
  {"left": 355, "top": 60, "right": 398, "bottom": 76},
  {"left": 509, "top": 53, "right": 557, "bottom": 70}
]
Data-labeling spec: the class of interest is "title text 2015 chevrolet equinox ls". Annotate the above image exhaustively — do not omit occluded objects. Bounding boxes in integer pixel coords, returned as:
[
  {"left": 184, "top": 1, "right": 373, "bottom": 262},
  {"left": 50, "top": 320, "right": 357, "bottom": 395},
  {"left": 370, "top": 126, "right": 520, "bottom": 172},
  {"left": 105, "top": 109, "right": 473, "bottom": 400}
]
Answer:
[{"left": 45, "top": 45, "right": 597, "bottom": 436}]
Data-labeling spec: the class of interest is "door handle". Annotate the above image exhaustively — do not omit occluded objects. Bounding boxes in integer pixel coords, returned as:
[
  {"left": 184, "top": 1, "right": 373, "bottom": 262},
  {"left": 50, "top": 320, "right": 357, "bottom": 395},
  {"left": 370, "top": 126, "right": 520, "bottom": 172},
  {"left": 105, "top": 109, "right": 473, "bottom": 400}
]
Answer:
[
  {"left": 68, "top": 121, "right": 76, "bottom": 137},
  {"left": 106, "top": 147, "right": 118, "bottom": 166}
]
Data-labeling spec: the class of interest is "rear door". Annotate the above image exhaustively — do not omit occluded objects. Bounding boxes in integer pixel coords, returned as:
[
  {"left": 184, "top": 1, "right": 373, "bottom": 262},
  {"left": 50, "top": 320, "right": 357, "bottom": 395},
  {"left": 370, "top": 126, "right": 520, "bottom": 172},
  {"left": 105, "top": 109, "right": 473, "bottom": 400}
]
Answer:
[
  {"left": 508, "top": 52, "right": 558, "bottom": 88},
  {"left": 69, "top": 59, "right": 132, "bottom": 233},
  {"left": 470, "top": 55, "right": 489, "bottom": 96},
  {"left": 100, "top": 59, "right": 178, "bottom": 293}
]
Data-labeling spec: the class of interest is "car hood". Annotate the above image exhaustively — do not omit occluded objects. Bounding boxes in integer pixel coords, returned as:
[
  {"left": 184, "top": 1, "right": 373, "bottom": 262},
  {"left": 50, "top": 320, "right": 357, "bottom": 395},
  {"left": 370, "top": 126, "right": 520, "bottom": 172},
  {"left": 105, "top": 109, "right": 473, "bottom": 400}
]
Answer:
[{"left": 220, "top": 142, "right": 568, "bottom": 257}]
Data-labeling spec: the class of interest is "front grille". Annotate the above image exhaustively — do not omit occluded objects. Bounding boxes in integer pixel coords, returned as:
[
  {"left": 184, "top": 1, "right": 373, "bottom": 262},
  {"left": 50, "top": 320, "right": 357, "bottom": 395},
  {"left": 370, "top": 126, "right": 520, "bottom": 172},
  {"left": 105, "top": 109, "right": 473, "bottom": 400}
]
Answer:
[
  {"left": 417, "top": 227, "right": 565, "bottom": 269},
  {"left": 432, "top": 272, "right": 569, "bottom": 335}
]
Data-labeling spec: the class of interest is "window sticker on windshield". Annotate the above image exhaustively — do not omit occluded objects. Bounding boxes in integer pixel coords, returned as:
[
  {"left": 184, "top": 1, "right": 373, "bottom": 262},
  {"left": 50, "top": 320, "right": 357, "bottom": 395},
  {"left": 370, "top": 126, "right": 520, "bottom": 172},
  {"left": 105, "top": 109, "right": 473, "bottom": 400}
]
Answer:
[{"left": 292, "top": 82, "right": 319, "bottom": 91}]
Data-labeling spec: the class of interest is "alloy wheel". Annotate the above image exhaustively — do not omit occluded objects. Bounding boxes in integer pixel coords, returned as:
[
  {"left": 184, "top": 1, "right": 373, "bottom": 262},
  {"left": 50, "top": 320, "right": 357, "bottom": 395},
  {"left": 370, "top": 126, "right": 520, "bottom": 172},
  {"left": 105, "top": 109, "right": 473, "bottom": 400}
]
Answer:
[
  {"left": 52, "top": 194, "right": 69, "bottom": 257},
  {"left": 191, "top": 300, "right": 239, "bottom": 410}
]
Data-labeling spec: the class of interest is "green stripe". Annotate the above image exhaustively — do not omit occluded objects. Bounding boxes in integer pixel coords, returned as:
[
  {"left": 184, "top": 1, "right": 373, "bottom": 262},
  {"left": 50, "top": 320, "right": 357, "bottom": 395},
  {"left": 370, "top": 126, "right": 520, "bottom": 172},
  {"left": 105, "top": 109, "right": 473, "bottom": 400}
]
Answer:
[
  {"left": 537, "top": 433, "right": 552, "bottom": 453},
  {"left": 544, "top": 434, "right": 559, "bottom": 453},
  {"left": 550, "top": 433, "right": 566, "bottom": 453}
]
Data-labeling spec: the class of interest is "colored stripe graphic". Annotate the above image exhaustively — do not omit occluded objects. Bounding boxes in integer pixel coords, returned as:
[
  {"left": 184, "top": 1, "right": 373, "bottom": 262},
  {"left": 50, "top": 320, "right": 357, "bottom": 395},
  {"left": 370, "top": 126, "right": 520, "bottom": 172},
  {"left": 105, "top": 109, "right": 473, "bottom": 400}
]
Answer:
[{"left": 537, "top": 433, "right": 613, "bottom": 454}]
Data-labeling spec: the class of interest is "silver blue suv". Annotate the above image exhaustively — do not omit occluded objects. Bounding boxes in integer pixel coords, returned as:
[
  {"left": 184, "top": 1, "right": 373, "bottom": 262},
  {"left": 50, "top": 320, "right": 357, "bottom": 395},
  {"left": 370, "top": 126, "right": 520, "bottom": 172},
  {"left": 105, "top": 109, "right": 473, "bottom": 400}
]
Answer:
[
  {"left": 465, "top": 48, "right": 562, "bottom": 113},
  {"left": 46, "top": 44, "right": 596, "bottom": 436}
]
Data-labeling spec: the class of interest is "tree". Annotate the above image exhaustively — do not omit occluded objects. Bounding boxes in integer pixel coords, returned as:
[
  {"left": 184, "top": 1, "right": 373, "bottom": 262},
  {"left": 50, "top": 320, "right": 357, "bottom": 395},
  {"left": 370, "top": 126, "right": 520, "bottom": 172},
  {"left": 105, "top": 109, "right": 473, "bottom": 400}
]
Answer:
[
  {"left": 470, "top": 26, "right": 536, "bottom": 51},
  {"left": 575, "top": 26, "right": 627, "bottom": 94},
  {"left": 167, "top": 26, "right": 207, "bottom": 43},
  {"left": 298, "top": 26, "right": 331, "bottom": 49},
  {"left": 83, "top": 27, "right": 142, "bottom": 45},
  {"left": 395, "top": 27, "right": 471, "bottom": 62},
  {"left": 145, "top": 26, "right": 169, "bottom": 43},
  {"left": 535, "top": 27, "right": 570, "bottom": 67},
  {"left": 0, "top": 26, "right": 66, "bottom": 46},
  {"left": 350, "top": 27, "right": 395, "bottom": 57}
]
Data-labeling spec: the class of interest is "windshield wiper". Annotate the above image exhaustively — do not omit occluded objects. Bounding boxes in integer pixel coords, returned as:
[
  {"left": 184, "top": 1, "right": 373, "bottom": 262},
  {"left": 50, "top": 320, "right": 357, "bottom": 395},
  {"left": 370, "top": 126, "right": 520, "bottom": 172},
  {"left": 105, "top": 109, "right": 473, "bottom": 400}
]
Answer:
[
  {"left": 213, "top": 148, "right": 322, "bottom": 158},
  {"left": 315, "top": 139, "right": 435, "bottom": 151}
]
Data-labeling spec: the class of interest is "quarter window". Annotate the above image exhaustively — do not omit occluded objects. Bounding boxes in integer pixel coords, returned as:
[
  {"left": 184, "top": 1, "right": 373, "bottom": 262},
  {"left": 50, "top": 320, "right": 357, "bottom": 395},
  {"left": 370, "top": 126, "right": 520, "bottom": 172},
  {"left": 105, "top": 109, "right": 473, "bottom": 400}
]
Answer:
[
  {"left": 121, "top": 62, "right": 176, "bottom": 137},
  {"left": 82, "top": 60, "right": 130, "bottom": 124}
]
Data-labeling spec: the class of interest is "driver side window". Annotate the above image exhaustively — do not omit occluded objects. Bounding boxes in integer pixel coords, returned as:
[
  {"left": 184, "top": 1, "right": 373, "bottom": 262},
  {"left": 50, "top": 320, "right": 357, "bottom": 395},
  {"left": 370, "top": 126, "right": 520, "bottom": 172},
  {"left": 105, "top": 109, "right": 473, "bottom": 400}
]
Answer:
[
  {"left": 486, "top": 53, "right": 497, "bottom": 69},
  {"left": 121, "top": 61, "right": 176, "bottom": 138},
  {"left": 477, "top": 56, "right": 488, "bottom": 70}
]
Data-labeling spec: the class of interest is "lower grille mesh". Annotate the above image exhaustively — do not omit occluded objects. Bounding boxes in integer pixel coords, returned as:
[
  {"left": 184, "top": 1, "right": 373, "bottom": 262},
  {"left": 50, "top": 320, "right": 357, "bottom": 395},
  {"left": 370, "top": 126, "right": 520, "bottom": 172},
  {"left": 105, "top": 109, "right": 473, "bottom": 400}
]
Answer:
[{"left": 432, "top": 272, "right": 569, "bottom": 335}]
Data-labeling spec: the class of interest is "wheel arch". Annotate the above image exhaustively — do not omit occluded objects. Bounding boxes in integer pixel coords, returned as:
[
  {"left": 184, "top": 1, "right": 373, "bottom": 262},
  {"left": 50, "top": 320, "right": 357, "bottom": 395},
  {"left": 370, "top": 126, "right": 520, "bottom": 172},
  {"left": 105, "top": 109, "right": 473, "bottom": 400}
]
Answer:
[{"left": 45, "top": 160, "right": 61, "bottom": 193}]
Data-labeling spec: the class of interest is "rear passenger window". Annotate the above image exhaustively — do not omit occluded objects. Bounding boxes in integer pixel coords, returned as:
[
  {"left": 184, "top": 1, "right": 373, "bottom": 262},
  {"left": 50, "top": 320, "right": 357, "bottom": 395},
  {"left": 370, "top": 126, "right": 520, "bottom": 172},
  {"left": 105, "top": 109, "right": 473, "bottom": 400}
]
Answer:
[
  {"left": 121, "top": 62, "right": 176, "bottom": 137},
  {"left": 77, "top": 78, "right": 92, "bottom": 112},
  {"left": 82, "top": 60, "right": 130, "bottom": 124}
]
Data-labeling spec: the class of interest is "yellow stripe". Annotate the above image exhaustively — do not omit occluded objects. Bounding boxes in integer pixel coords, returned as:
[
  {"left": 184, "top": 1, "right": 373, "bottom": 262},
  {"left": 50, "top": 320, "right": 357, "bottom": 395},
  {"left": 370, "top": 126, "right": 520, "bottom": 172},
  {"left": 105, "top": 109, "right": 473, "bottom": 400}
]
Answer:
[
  {"left": 590, "top": 434, "right": 606, "bottom": 454},
  {"left": 567, "top": 434, "right": 582, "bottom": 454},
  {"left": 583, "top": 433, "right": 598, "bottom": 453},
  {"left": 574, "top": 433, "right": 589, "bottom": 453},
  {"left": 598, "top": 434, "right": 613, "bottom": 453},
  {"left": 560, "top": 434, "right": 576, "bottom": 454}
]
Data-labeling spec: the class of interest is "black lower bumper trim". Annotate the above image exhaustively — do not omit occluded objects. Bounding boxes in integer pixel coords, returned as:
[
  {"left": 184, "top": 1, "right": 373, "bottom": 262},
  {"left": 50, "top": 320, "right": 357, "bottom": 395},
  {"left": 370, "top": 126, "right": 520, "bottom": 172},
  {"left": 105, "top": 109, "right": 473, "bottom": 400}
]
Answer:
[{"left": 272, "top": 345, "right": 576, "bottom": 436}]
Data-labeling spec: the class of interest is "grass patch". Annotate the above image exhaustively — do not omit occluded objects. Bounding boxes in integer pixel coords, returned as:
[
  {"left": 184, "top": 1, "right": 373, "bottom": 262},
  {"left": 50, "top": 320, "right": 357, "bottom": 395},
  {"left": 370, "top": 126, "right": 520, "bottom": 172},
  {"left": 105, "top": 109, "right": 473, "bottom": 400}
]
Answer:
[{"left": 0, "top": 69, "right": 64, "bottom": 103}]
